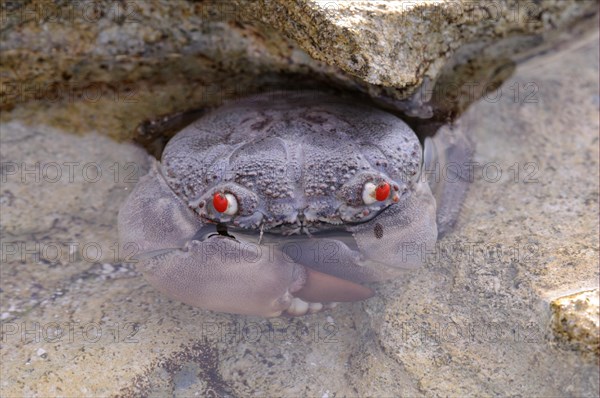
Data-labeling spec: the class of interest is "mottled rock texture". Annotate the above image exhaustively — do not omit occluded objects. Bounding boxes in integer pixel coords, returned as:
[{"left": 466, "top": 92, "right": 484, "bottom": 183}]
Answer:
[
  {"left": 1, "top": 0, "right": 597, "bottom": 135},
  {"left": 1, "top": 0, "right": 598, "bottom": 397},
  {"left": 238, "top": 0, "right": 598, "bottom": 89},
  {"left": 551, "top": 289, "right": 599, "bottom": 357}
]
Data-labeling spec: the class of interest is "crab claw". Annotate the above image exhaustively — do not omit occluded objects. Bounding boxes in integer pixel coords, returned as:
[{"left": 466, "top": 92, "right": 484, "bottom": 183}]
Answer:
[
  {"left": 295, "top": 268, "right": 374, "bottom": 303},
  {"left": 136, "top": 235, "right": 373, "bottom": 317},
  {"left": 118, "top": 162, "right": 373, "bottom": 317}
]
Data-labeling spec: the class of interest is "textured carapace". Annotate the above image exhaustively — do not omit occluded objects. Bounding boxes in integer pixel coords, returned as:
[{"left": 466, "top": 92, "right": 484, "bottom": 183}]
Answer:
[{"left": 161, "top": 92, "right": 421, "bottom": 234}]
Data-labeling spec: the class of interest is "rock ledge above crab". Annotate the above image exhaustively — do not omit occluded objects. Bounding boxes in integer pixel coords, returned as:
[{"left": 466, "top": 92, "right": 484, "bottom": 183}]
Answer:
[{"left": 118, "top": 91, "right": 472, "bottom": 317}]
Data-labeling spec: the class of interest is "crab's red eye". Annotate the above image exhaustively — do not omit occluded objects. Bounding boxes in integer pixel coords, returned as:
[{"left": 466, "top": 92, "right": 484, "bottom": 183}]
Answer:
[
  {"left": 362, "top": 181, "right": 392, "bottom": 205},
  {"left": 213, "top": 193, "right": 229, "bottom": 213},
  {"left": 375, "top": 182, "right": 390, "bottom": 201},
  {"left": 212, "top": 192, "right": 239, "bottom": 215}
]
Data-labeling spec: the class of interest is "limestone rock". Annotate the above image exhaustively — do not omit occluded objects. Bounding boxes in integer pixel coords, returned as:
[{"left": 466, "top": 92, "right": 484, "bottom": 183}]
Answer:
[
  {"left": 1, "top": 0, "right": 597, "bottom": 138},
  {"left": 1, "top": 1, "right": 599, "bottom": 396},
  {"left": 551, "top": 289, "right": 600, "bottom": 356},
  {"left": 237, "top": 0, "right": 599, "bottom": 90}
]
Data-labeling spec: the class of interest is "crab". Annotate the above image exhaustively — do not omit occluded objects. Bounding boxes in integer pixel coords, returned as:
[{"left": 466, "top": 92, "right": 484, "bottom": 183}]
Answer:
[{"left": 118, "top": 91, "right": 471, "bottom": 317}]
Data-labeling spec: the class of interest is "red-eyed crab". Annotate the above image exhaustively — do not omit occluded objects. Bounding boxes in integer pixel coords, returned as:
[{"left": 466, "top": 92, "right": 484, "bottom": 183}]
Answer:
[{"left": 118, "top": 91, "right": 471, "bottom": 317}]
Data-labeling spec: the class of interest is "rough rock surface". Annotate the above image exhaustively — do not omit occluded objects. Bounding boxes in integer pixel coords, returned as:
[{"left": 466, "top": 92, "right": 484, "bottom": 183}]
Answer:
[
  {"left": 238, "top": 0, "right": 598, "bottom": 89},
  {"left": 1, "top": 0, "right": 599, "bottom": 397},
  {"left": 551, "top": 289, "right": 600, "bottom": 357},
  {"left": 1, "top": 27, "right": 598, "bottom": 398},
  {"left": 1, "top": 0, "right": 597, "bottom": 137},
  {"left": 0, "top": 0, "right": 344, "bottom": 139}
]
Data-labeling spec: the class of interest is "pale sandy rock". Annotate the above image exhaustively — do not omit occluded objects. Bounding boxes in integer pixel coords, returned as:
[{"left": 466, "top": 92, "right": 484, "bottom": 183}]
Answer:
[
  {"left": 1, "top": 0, "right": 597, "bottom": 137},
  {"left": 1, "top": 1, "right": 598, "bottom": 397},
  {"left": 237, "top": 0, "right": 599, "bottom": 89},
  {"left": 551, "top": 289, "right": 599, "bottom": 356}
]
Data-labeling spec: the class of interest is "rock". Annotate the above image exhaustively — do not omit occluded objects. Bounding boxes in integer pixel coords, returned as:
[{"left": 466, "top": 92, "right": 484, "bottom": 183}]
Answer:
[
  {"left": 1, "top": 30, "right": 598, "bottom": 396},
  {"left": 1, "top": 0, "right": 597, "bottom": 137},
  {"left": 238, "top": 0, "right": 598, "bottom": 89},
  {"left": 0, "top": 121, "right": 149, "bottom": 319},
  {"left": 551, "top": 289, "right": 599, "bottom": 356},
  {"left": 0, "top": 1, "right": 345, "bottom": 139},
  {"left": 1, "top": 0, "right": 599, "bottom": 396}
]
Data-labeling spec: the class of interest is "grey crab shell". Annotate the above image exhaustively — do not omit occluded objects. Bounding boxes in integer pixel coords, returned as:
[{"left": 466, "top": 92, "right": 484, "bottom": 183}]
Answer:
[{"left": 160, "top": 91, "right": 423, "bottom": 234}]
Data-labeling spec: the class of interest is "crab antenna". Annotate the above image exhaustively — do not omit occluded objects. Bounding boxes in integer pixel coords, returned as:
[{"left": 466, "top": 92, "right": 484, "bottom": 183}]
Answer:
[{"left": 257, "top": 222, "right": 265, "bottom": 245}]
